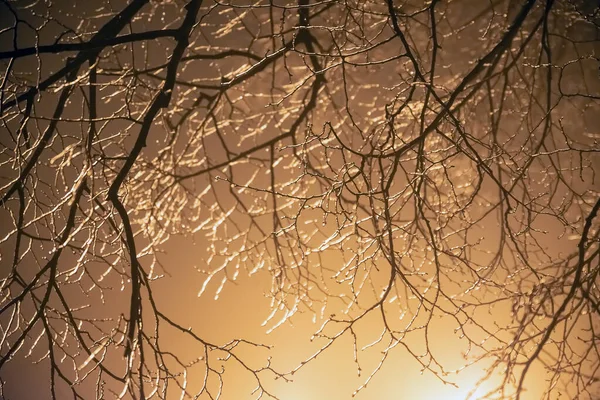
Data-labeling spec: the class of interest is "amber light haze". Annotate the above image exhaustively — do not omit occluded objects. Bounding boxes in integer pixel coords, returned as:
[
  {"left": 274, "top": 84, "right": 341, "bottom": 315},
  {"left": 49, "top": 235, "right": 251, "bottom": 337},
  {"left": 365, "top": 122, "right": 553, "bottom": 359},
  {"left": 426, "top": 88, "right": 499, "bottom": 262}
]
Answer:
[{"left": 0, "top": 0, "right": 599, "bottom": 399}]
